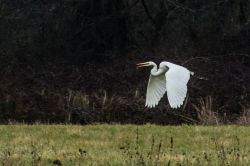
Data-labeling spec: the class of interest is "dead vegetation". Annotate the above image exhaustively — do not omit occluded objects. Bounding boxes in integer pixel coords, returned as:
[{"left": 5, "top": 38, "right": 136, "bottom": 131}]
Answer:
[
  {"left": 236, "top": 105, "right": 250, "bottom": 125},
  {"left": 193, "top": 96, "right": 220, "bottom": 125}
]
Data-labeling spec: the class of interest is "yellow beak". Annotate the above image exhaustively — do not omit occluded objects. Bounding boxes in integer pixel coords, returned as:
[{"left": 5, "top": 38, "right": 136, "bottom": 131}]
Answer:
[{"left": 136, "top": 62, "right": 149, "bottom": 69}]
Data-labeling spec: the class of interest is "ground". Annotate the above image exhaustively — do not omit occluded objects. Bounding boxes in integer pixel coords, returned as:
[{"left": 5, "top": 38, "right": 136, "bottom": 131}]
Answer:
[{"left": 0, "top": 124, "right": 249, "bottom": 165}]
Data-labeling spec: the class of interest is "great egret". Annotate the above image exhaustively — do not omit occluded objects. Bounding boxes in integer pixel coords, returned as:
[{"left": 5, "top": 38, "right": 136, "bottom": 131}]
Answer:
[{"left": 137, "top": 61, "right": 194, "bottom": 108}]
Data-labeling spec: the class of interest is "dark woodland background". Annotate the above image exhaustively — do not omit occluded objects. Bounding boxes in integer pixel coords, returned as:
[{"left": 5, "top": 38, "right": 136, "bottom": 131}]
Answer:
[{"left": 0, "top": 0, "right": 250, "bottom": 124}]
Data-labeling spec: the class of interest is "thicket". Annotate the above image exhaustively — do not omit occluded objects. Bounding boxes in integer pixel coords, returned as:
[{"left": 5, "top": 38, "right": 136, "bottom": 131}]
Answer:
[{"left": 0, "top": 0, "right": 250, "bottom": 124}]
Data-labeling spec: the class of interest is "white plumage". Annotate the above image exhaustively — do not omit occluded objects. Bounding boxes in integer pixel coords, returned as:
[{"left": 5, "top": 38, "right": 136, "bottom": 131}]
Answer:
[
  {"left": 137, "top": 61, "right": 193, "bottom": 109},
  {"left": 146, "top": 74, "right": 166, "bottom": 108}
]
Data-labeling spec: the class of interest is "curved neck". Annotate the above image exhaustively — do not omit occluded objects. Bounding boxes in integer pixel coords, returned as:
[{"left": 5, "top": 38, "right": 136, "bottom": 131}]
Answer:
[
  {"left": 151, "top": 68, "right": 165, "bottom": 76},
  {"left": 149, "top": 62, "right": 157, "bottom": 75}
]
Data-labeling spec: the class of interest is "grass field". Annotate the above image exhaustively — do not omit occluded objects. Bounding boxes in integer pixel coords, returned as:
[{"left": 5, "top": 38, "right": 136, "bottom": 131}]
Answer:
[{"left": 0, "top": 125, "right": 249, "bottom": 165}]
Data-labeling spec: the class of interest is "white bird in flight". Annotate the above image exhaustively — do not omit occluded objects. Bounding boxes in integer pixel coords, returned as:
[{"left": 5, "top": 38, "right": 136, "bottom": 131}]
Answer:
[{"left": 137, "top": 61, "right": 194, "bottom": 109}]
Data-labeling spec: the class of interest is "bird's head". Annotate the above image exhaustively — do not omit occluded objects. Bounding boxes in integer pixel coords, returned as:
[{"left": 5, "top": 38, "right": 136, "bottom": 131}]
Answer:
[{"left": 136, "top": 61, "right": 155, "bottom": 69}]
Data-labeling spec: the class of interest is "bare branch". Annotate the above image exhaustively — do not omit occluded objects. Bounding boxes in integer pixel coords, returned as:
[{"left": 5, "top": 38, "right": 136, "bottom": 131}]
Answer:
[
  {"left": 165, "top": 0, "right": 195, "bottom": 13},
  {"left": 141, "top": 0, "right": 156, "bottom": 25},
  {"left": 128, "top": 0, "right": 140, "bottom": 9},
  {"left": 181, "top": 56, "right": 210, "bottom": 65}
]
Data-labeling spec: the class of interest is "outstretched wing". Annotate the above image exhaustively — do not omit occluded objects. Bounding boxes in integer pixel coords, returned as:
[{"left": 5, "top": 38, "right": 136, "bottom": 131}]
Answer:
[
  {"left": 165, "top": 65, "right": 191, "bottom": 108},
  {"left": 146, "top": 74, "right": 167, "bottom": 108}
]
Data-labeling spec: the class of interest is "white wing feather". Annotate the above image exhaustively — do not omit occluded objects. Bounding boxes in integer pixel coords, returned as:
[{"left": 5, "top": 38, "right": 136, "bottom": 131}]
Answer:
[
  {"left": 165, "top": 64, "right": 191, "bottom": 108},
  {"left": 146, "top": 74, "right": 166, "bottom": 108}
]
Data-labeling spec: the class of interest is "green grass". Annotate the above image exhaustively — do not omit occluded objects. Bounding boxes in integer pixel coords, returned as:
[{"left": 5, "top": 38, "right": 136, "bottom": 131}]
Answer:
[{"left": 0, "top": 124, "right": 249, "bottom": 165}]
